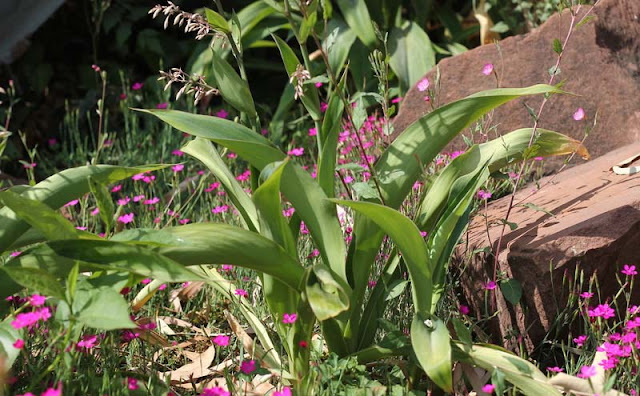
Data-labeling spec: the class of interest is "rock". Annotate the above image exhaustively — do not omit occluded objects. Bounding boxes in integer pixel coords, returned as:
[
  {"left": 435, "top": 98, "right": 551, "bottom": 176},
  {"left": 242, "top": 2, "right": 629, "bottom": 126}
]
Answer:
[
  {"left": 456, "top": 142, "right": 640, "bottom": 352},
  {"left": 392, "top": 0, "right": 640, "bottom": 171}
]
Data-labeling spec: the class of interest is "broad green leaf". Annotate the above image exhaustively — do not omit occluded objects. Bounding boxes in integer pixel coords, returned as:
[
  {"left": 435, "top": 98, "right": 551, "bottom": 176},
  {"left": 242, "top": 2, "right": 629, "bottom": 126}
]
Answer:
[
  {"left": 500, "top": 278, "right": 523, "bottom": 305},
  {"left": 138, "top": 109, "right": 285, "bottom": 169},
  {"left": 74, "top": 286, "right": 136, "bottom": 330},
  {"left": 0, "top": 318, "right": 21, "bottom": 367},
  {"left": 0, "top": 190, "right": 80, "bottom": 242},
  {"left": 0, "top": 164, "right": 168, "bottom": 252},
  {"left": 204, "top": 8, "right": 230, "bottom": 33},
  {"left": 377, "top": 85, "right": 566, "bottom": 209},
  {"left": 298, "top": 4, "right": 318, "bottom": 42},
  {"left": 452, "top": 342, "right": 562, "bottom": 396},
  {"left": 411, "top": 313, "right": 452, "bottom": 392},
  {"left": 88, "top": 177, "right": 115, "bottom": 233},
  {"left": 152, "top": 224, "right": 304, "bottom": 290},
  {"left": 335, "top": 0, "right": 377, "bottom": 47},
  {"left": 272, "top": 35, "right": 322, "bottom": 120},
  {"left": 2, "top": 266, "right": 66, "bottom": 299},
  {"left": 305, "top": 264, "right": 350, "bottom": 321},
  {"left": 452, "top": 317, "right": 472, "bottom": 345},
  {"left": 332, "top": 200, "right": 432, "bottom": 312},
  {"left": 210, "top": 50, "right": 256, "bottom": 117},
  {"left": 43, "top": 240, "right": 204, "bottom": 283},
  {"left": 388, "top": 21, "right": 435, "bottom": 93},
  {"left": 182, "top": 138, "right": 259, "bottom": 232},
  {"left": 384, "top": 279, "right": 408, "bottom": 301},
  {"left": 323, "top": 17, "right": 356, "bottom": 76}
]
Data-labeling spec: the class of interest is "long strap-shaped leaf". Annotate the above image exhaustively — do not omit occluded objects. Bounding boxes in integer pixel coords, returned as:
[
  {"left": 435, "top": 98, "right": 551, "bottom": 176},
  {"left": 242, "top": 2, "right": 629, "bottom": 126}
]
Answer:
[{"left": 0, "top": 164, "right": 169, "bottom": 252}]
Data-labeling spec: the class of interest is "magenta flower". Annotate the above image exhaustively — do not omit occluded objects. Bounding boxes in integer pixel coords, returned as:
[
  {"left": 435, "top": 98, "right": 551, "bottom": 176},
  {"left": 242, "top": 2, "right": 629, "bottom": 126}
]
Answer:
[
  {"left": 546, "top": 366, "right": 564, "bottom": 373},
  {"left": 577, "top": 365, "right": 597, "bottom": 379},
  {"left": 127, "top": 377, "right": 139, "bottom": 390},
  {"left": 118, "top": 213, "right": 134, "bottom": 224},
  {"left": 573, "top": 335, "right": 587, "bottom": 346},
  {"left": 482, "top": 63, "right": 494, "bottom": 76},
  {"left": 132, "top": 82, "right": 143, "bottom": 90},
  {"left": 202, "top": 387, "right": 230, "bottom": 396},
  {"left": 321, "top": 102, "right": 328, "bottom": 112},
  {"left": 41, "top": 384, "right": 62, "bottom": 396},
  {"left": 29, "top": 294, "right": 46, "bottom": 307},
  {"left": 156, "top": 102, "right": 168, "bottom": 109},
  {"left": 477, "top": 190, "right": 492, "bottom": 200},
  {"left": 11, "top": 307, "right": 51, "bottom": 329},
  {"left": 234, "top": 289, "right": 248, "bottom": 298},
  {"left": 48, "top": 138, "right": 58, "bottom": 146},
  {"left": 282, "top": 313, "right": 297, "bottom": 324},
  {"left": 240, "top": 360, "right": 256, "bottom": 374},
  {"left": 315, "top": 81, "right": 323, "bottom": 88},
  {"left": 579, "top": 291, "right": 594, "bottom": 298},
  {"left": 308, "top": 127, "right": 317, "bottom": 136},
  {"left": 391, "top": 97, "right": 403, "bottom": 104},
  {"left": 573, "top": 107, "right": 585, "bottom": 121},
  {"left": 213, "top": 335, "right": 230, "bottom": 346},
  {"left": 117, "top": 197, "right": 130, "bottom": 206},
  {"left": 588, "top": 304, "right": 615, "bottom": 319},
  {"left": 274, "top": 387, "right": 292, "bottom": 396},
  {"left": 417, "top": 78, "right": 430, "bottom": 92},
  {"left": 76, "top": 334, "right": 98, "bottom": 350},
  {"left": 621, "top": 264, "right": 637, "bottom": 276},
  {"left": 90, "top": 207, "right": 100, "bottom": 216},
  {"left": 64, "top": 199, "right": 79, "bottom": 207},
  {"left": 216, "top": 109, "right": 229, "bottom": 118},
  {"left": 212, "top": 205, "right": 229, "bottom": 214},
  {"left": 171, "top": 164, "right": 184, "bottom": 172},
  {"left": 22, "top": 162, "right": 36, "bottom": 169},
  {"left": 13, "top": 339, "right": 24, "bottom": 349},
  {"left": 158, "top": 284, "right": 167, "bottom": 290},
  {"left": 599, "top": 357, "right": 618, "bottom": 370},
  {"left": 282, "top": 207, "right": 295, "bottom": 217},
  {"left": 10, "top": 251, "right": 21, "bottom": 257},
  {"left": 111, "top": 184, "right": 122, "bottom": 192},
  {"left": 144, "top": 197, "right": 159, "bottom": 205},
  {"left": 287, "top": 147, "right": 304, "bottom": 156},
  {"left": 133, "top": 194, "right": 145, "bottom": 202},
  {"left": 459, "top": 305, "right": 470, "bottom": 315},
  {"left": 482, "top": 384, "right": 495, "bottom": 394},
  {"left": 171, "top": 149, "right": 184, "bottom": 156},
  {"left": 484, "top": 281, "right": 497, "bottom": 290}
]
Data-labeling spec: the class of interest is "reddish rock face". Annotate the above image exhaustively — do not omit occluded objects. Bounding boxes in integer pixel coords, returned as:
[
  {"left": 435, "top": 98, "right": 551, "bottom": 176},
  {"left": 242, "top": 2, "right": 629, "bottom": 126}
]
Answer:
[
  {"left": 456, "top": 142, "right": 640, "bottom": 352},
  {"left": 392, "top": 0, "right": 640, "bottom": 171}
]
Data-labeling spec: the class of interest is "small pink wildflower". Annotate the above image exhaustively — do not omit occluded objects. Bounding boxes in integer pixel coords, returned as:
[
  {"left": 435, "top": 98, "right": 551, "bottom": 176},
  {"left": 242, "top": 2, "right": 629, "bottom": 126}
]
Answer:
[
  {"left": 111, "top": 184, "right": 122, "bottom": 192},
  {"left": 158, "top": 284, "right": 167, "bottom": 290},
  {"left": 213, "top": 335, "right": 230, "bottom": 346},
  {"left": 580, "top": 291, "right": 594, "bottom": 299},
  {"left": 577, "top": 365, "right": 597, "bottom": 379},
  {"left": 308, "top": 249, "right": 320, "bottom": 258},
  {"left": 202, "top": 387, "right": 230, "bottom": 396},
  {"left": 119, "top": 93, "right": 127, "bottom": 100},
  {"left": 573, "top": 107, "right": 585, "bottom": 121},
  {"left": 133, "top": 194, "right": 145, "bottom": 202},
  {"left": 77, "top": 334, "right": 98, "bottom": 350},
  {"left": 482, "top": 384, "right": 495, "bottom": 394},
  {"left": 573, "top": 335, "right": 587, "bottom": 347},
  {"left": 459, "top": 305, "right": 470, "bottom": 315},
  {"left": 308, "top": 127, "right": 317, "bottom": 136},
  {"left": 216, "top": 109, "right": 229, "bottom": 119},
  {"left": 91, "top": 64, "right": 101, "bottom": 72},
  {"left": 10, "top": 251, "right": 21, "bottom": 257},
  {"left": 534, "top": 156, "right": 544, "bottom": 161},
  {"left": 622, "top": 264, "right": 637, "bottom": 276},
  {"left": 546, "top": 366, "right": 564, "bottom": 373},
  {"left": 235, "top": 289, "right": 248, "bottom": 298},
  {"left": 274, "top": 387, "right": 292, "bottom": 396},
  {"left": 423, "top": 96, "right": 430, "bottom": 102},
  {"left": 118, "top": 213, "right": 134, "bottom": 224},
  {"left": 141, "top": 278, "right": 151, "bottom": 285},
  {"left": 240, "top": 360, "right": 256, "bottom": 374},
  {"left": 391, "top": 97, "right": 402, "bottom": 104},
  {"left": 282, "top": 207, "right": 295, "bottom": 217},
  {"left": 13, "top": 339, "right": 24, "bottom": 349},
  {"left": 172, "top": 164, "right": 184, "bottom": 172},
  {"left": 117, "top": 197, "right": 130, "bottom": 206},
  {"left": 282, "top": 313, "right": 297, "bottom": 324},
  {"left": 127, "top": 377, "right": 139, "bottom": 390},
  {"left": 599, "top": 357, "right": 618, "bottom": 370},
  {"left": 29, "top": 294, "right": 46, "bottom": 307},
  {"left": 417, "top": 78, "right": 430, "bottom": 92},
  {"left": 156, "top": 102, "right": 168, "bottom": 109},
  {"left": 482, "top": 63, "right": 494, "bottom": 76},
  {"left": 144, "top": 197, "right": 159, "bottom": 205},
  {"left": 320, "top": 102, "right": 328, "bottom": 112},
  {"left": 484, "top": 281, "right": 497, "bottom": 290},
  {"left": 64, "top": 199, "right": 79, "bottom": 207},
  {"left": 90, "top": 207, "right": 100, "bottom": 216},
  {"left": 23, "top": 162, "right": 37, "bottom": 169},
  {"left": 132, "top": 82, "right": 143, "bottom": 90},
  {"left": 41, "top": 384, "right": 62, "bottom": 396},
  {"left": 48, "top": 138, "right": 58, "bottom": 146},
  {"left": 212, "top": 205, "right": 229, "bottom": 214},
  {"left": 477, "top": 190, "right": 492, "bottom": 200},
  {"left": 588, "top": 304, "right": 616, "bottom": 319},
  {"left": 171, "top": 149, "right": 184, "bottom": 156},
  {"left": 227, "top": 152, "right": 237, "bottom": 159},
  {"left": 179, "top": 218, "right": 190, "bottom": 225},
  {"left": 315, "top": 81, "right": 323, "bottom": 88},
  {"left": 288, "top": 147, "right": 304, "bottom": 156},
  {"left": 299, "top": 340, "right": 308, "bottom": 348}
]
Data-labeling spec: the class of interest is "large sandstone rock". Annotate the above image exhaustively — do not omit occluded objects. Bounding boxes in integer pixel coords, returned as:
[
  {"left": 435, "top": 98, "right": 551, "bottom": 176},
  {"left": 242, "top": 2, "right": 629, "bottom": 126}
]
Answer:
[
  {"left": 457, "top": 142, "right": 640, "bottom": 352},
  {"left": 393, "top": 0, "right": 640, "bottom": 170}
]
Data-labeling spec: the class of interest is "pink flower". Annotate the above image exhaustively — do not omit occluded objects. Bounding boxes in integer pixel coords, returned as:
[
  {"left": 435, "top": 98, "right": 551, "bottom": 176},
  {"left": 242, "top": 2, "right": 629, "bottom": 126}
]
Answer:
[
  {"left": 205, "top": 182, "right": 220, "bottom": 192},
  {"left": 577, "top": 365, "right": 597, "bottom": 379},
  {"left": 77, "top": 334, "right": 98, "bottom": 350},
  {"left": 29, "top": 294, "right": 46, "bottom": 307},
  {"left": 227, "top": 152, "right": 237, "bottom": 159},
  {"left": 235, "top": 289, "right": 248, "bottom": 298},
  {"left": 580, "top": 291, "right": 594, "bottom": 298},
  {"left": 420, "top": 231, "right": 428, "bottom": 237},
  {"left": 132, "top": 82, "right": 143, "bottom": 90},
  {"left": 484, "top": 281, "right": 497, "bottom": 290},
  {"left": 274, "top": 387, "right": 292, "bottom": 396},
  {"left": 156, "top": 102, "right": 168, "bottom": 109},
  {"left": 546, "top": 366, "right": 564, "bottom": 373},
  {"left": 141, "top": 278, "right": 151, "bottom": 285},
  {"left": 287, "top": 147, "right": 304, "bottom": 157},
  {"left": 48, "top": 138, "right": 58, "bottom": 146},
  {"left": 573, "top": 107, "right": 585, "bottom": 121},
  {"left": 172, "top": 149, "right": 184, "bottom": 156},
  {"left": 119, "top": 93, "right": 127, "bottom": 100},
  {"left": 482, "top": 63, "right": 494, "bottom": 76},
  {"left": 158, "top": 284, "right": 167, "bottom": 290},
  {"left": 91, "top": 64, "right": 101, "bottom": 72},
  {"left": 282, "top": 207, "right": 295, "bottom": 217},
  {"left": 111, "top": 184, "right": 122, "bottom": 192},
  {"left": 391, "top": 97, "right": 402, "bottom": 104},
  {"left": 459, "top": 305, "right": 470, "bottom": 315},
  {"left": 144, "top": 197, "right": 159, "bottom": 205},
  {"left": 299, "top": 340, "right": 308, "bottom": 348},
  {"left": 216, "top": 109, "right": 228, "bottom": 119},
  {"left": 622, "top": 264, "right": 637, "bottom": 276},
  {"left": 172, "top": 164, "right": 184, "bottom": 172},
  {"left": 315, "top": 82, "right": 323, "bottom": 88},
  {"left": 11, "top": 307, "right": 51, "bottom": 329},
  {"left": 282, "top": 313, "right": 297, "bottom": 324},
  {"left": 308, "top": 127, "right": 317, "bottom": 136},
  {"left": 202, "top": 387, "right": 230, "bottom": 396},
  {"left": 240, "top": 360, "right": 256, "bottom": 374},
  {"left": 599, "top": 357, "right": 618, "bottom": 370},
  {"left": 179, "top": 218, "right": 190, "bottom": 225},
  {"left": 417, "top": 78, "right": 430, "bottom": 92},
  {"left": 477, "top": 190, "right": 492, "bottom": 200},
  {"left": 573, "top": 335, "right": 587, "bottom": 346},
  {"left": 90, "top": 207, "right": 100, "bottom": 216},
  {"left": 423, "top": 96, "right": 430, "bottom": 102},
  {"left": 127, "top": 377, "right": 139, "bottom": 390},
  {"left": 117, "top": 197, "right": 130, "bottom": 206},
  {"left": 588, "top": 304, "right": 616, "bottom": 319},
  {"left": 320, "top": 102, "right": 328, "bottom": 112},
  {"left": 133, "top": 194, "right": 145, "bottom": 202},
  {"left": 64, "top": 199, "right": 79, "bottom": 207},
  {"left": 41, "top": 384, "right": 62, "bottom": 396},
  {"left": 212, "top": 205, "right": 229, "bottom": 214},
  {"left": 213, "top": 335, "right": 230, "bottom": 346},
  {"left": 10, "top": 251, "right": 22, "bottom": 257},
  {"left": 13, "top": 339, "right": 24, "bottom": 349},
  {"left": 482, "top": 384, "right": 495, "bottom": 393},
  {"left": 118, "top": 213, "right": 134, "bottom": 224}
]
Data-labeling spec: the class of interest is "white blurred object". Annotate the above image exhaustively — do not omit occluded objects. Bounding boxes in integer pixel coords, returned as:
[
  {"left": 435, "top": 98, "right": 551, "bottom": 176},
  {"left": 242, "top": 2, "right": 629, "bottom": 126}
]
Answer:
[{"left": 0, "top": 0, "right": 65, "bottom": 64}]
